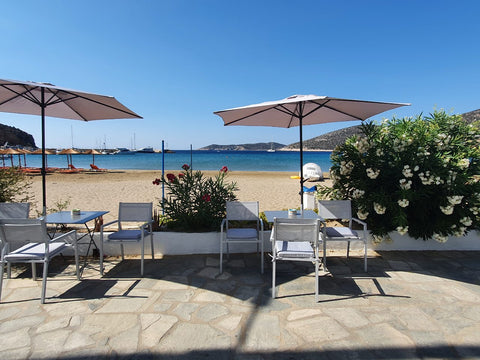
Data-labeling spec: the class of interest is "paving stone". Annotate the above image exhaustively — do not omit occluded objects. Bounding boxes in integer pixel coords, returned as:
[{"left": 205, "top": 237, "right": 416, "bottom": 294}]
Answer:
[
  {"left": 193, "top": 290, "right": 227, "bottom": 303},
  {"left": 153, "top": 276, "right": 190, "bottom": 290},
  {"left": 161, "top": 289, "right": 195, "bottom": 302},
  {"left": 323, "top": 307, "right": 370, "bottom": 329},
  {"left": 140, "top": 314, "right": 178, "bottom": 348},
  {"left": 0, "top": 313, "right": 45, "bottom": 333},
  {"left": 0, "top": 327, "right": 30, "bottom": 351},
  {"left": 108, "top": 324, "right": 140, "bottom": 353},
  {"left": 80, "top": 314, "right": 138, "bottom": 337},
  {"left": 196, "top": 303, "right": 229, "bottom": 322},
  {"left": 287, "top": 308, "right": 322, "bottom": 321},
  {"left": 216, "top": 314, "right": 243, "bottom": 332},
  {"left": 158, "top": 323, "right": 231, "bottom": 352},
  {"left": 242, "top": 314, "right": 280, "bottom": 351},
  {"left": 31, "top": 329, "right": 71, "bottom": 358},
  {"left": 353, "top": 323, "right": 416, "bottom": 348},
  {"left": 96, "top": 297, "right": 149, "bottom": 313},
  {"left": 64, "top": 331, "right": 96, "bottom": 351},
  {"left": 36, "top": 316, "right": 72, "bottom": 333},
  {"left": 206, "top": 257, "right": 220, "bottom": 266},
  {"left": 197, "top": 267, "right": 220, "bottom": 279},
  {"left": 286, "top": 315, "right": 349, "bottom": 343}
]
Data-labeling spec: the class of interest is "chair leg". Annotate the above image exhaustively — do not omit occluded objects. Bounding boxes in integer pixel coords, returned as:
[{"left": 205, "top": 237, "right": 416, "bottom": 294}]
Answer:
[
  {"left": 120, "top": 244, "right": 125, "bottom": 260},
  {"left": 150, "top": 233, "right": 154, "bottom": 260},
  {"left": 364, "top": 241, "right": 368, "bottom": 272},
  {"left": 0, "top": 261, "right": 4, "bottom": 302},
  {"left": 141, "top": 238, "right": 145, "bottom": 277},
  {"left": 260, "top": 240, "right": 264, "bottom": 274},
  {"left": 315, "top": 259, "right": 319, "bottom": 302},
  {"left": 347, "top": 241, "right": 351, "bottom": 259},
  {"left": 219, "top": 238, "right": 223, "bottom": 274},
  {"left": 41, "top": 260, "right": 48, "bottom": 304},
  {"left": 74, "top": 241, "right": 80, "bottom": 281},
  {"left": 99, "top": 234, "right": 104, "bottom": 276},
  {"left": 7, "top": 263, "right": 11, "bottom": 279},
  {"left": 32, "top": 263, "right": 37, "bottom": 281},
  {"left": 272, "top": 258, "right": 276, "bottom": 299},
  {"left": 323, "top": 239, "right": 328, "bottom": 272}
]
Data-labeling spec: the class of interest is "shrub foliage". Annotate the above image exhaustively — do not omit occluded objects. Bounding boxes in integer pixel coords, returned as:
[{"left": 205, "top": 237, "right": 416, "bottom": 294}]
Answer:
[
  {"left": 0, "top": 167, "right": 32, "bottom": 203},
  {"left": 155, "top": 164, "right": 238, "bottom": 232},
  {"left": 317, "top": 110, "right": 480, "bottom": 243}
]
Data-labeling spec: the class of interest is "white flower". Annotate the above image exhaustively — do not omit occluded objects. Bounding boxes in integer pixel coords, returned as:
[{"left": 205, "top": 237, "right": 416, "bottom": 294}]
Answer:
[
  {"left": 373, "top": 202, "right": 386, "bottom": 215},
  {"left": 399, "top": 178, "right": 412, "bottom": 190},
  {"left": 340, "top": 161, "right": 354, "bottom": 175},
  {"left": 432, "top": 233, "right": 448, "bottom": 243},
  {"left": 402, "top": 165, "right": 413, "bottom": 178},
  {"left": 413, "top": 165, "right": 419, "bottom": 172},
  {"left": 453, "top": 227, "right": 467, "bottom": 237},
  {"left": 352, "top": 189, "right": 365, "bottom": 199},
  {"left": 458, "top": 158, "right": 470, "bottom": 169},
  {"left": 460, "top": 217, "right": 472, "bottom": 227},
  {"left": 447, "top": 195, "right": 463, "bottom": 205},
  {"left": 355, "top": 137, "right": 370, "bottom": 153},
  {"left": 396, "top": 226, "right": 409, "bottom": 235},
  {"left": 357, "top": 209, "right": 369, "bottom": 220},
  {"left": 440, "top": 205, "right": 454, "bottom": 215},
  {"left": 366, "top": 168, "right": 380, "bottom": 179},
  {"left": 376, "top": 148, "right": 384, "bottom": 157},
  {"left": 397, "top": 199, "right": 409, "bottom": 208}
]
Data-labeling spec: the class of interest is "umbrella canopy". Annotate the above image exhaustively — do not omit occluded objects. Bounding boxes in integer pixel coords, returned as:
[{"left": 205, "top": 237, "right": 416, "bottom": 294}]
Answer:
[
  {"left": 0, "top": 78, "right": 142, "bottom": 214},
  {"left": 0, "top": 147, "right": 23, "bottom": 167},
  {"left": 83, "top": 149, "right": 102, "bottom": 165},
  {"left": 214, "top": 94, "right": 410, "bottom": 209},
  {"left": 58, "top": 148, "right": 80, "bottom": 167}
]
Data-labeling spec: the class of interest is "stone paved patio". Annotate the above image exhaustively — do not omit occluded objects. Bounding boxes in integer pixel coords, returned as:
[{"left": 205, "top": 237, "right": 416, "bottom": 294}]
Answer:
[{"left": 0, "top": 251, "right": 479, "bottom": 359}]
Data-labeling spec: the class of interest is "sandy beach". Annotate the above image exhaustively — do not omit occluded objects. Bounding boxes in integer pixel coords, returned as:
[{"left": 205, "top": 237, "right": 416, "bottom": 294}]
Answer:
[{"left": 26, "top": 170, "right": 331, "bottom": 223}]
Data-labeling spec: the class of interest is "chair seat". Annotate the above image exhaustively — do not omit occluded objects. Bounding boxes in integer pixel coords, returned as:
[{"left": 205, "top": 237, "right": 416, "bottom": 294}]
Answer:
[
  {"left": 108, "top": 229, "right": 148, "bottom": 241},
  {"left": 226, "top": 228, "right": 258, "bottom": 240},
  {"left": 275, "top": 240, "right": 314, "bottom": 258},
  {"left": 325, "top": 226, "right": 360, "bottom": 239},
  {"left": 4, "top": 242, "right": 67, "bottom": 261}
]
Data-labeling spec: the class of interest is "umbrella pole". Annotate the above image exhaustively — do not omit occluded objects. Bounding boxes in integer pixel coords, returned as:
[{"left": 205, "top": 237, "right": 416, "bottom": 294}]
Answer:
[
  {"left": 299, "top": 110, "right": 304, "bottom": 213},
  {"left": 41, "top": 88, "right": 47, "bottom": 216}
]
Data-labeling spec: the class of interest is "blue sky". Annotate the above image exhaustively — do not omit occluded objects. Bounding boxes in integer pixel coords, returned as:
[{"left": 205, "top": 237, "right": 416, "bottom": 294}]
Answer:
[{"left": 1, "top": 0, "right": 479, "bottom": 150}]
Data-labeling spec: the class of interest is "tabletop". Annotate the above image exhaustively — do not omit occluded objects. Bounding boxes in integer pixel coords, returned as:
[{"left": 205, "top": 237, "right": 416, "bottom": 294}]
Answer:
[
  {"left": 44, "top": 211, "right": 109, "bottom": 225},
  {"left": 263, "top": 210, "right": 319, "bottom": 223}
]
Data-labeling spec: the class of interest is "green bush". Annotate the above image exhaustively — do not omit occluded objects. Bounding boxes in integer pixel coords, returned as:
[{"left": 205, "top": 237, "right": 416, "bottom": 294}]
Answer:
[
  {"left": 0, "top": 167, "right": 32, "bottom": 203},
  {"left": 154, "top": 164, "right": 238, "bottom": 232},
  {"left": 317, "top": 110, "right": 480, "bottom": 243}
]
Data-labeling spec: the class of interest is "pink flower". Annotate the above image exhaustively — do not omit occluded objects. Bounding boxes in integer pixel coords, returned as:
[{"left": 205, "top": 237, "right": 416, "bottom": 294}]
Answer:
[
  {"left": 202, "top": 194, "right": 211, "bottom": 202},
  {"left": 152, "top": 178, "right": 161, "bottom": 185},
  {"left": 182, "top": 164, "right": 190, "bottom": 171},
  {"left": 220, "top": 166, "right": 228, "bottom": 173},
  {"left": 166, "top": 173, "right": 176, "bottom": 183},
  {"left": 178, "top": 173, "right": 184, "bottom": 178}
]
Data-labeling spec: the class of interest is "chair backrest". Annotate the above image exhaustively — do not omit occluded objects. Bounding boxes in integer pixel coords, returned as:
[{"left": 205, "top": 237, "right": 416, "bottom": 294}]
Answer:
[
  {"left": 0, "top": 203, "right": 30, "bottom": 219},
  {"left": 272, "top": 217, "right": 320, "bottom": 244},
  {"left": 0, "top": 219, "right": 49, "bottom": 250},
  {"left": 226, "top": 201, "right": 259, "bottom": 221},
  {"left": 317, "top": 200, "right": 352, "bottom": 220},
  {"left": 118, "top": 202, "right": 153, "bottom": 222}
]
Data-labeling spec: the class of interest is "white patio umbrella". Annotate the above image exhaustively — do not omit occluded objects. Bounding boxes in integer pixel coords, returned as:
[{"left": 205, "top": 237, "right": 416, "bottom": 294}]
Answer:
[
  {"left": 0, "top": 78, "right": 142, "bottom": 214},
  {"left": 214, "top": 94, "right": 410, "bottom": 210}
]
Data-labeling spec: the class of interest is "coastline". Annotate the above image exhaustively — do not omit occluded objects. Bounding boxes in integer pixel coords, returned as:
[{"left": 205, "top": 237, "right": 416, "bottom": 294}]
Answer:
[{"left": 26, "top": 170, "right": 331, "bottom": 222}]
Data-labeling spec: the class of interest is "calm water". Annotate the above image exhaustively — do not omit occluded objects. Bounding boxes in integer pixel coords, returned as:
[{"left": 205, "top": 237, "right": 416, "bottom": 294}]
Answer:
[{"left": 21, "top": 150, "right": 333, "bottom": 172}]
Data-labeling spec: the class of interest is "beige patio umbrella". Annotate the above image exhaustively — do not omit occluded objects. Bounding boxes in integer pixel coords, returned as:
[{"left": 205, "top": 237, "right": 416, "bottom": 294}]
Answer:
[
  {"left": 214, "top": 94, "right": 410, "bottom": 210},
  {"left": 0, "top": 148, "right": 22, "bottom": 167},
  {"left": 0, "top": 78, "right": 142, "bottom": 214}
]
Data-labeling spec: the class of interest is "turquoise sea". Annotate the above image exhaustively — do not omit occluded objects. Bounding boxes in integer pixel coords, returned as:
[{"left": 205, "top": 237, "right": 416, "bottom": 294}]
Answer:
[{"left": 22, "top": 150, "right": 333, "bottom": 172}]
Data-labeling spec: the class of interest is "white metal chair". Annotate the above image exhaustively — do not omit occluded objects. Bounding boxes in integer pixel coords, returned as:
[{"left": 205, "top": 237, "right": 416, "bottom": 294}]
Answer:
[
  {"left": 318, "top": 200, "right": 368, "bottom": 272},
  {"left": 0, "top": 218, "right": 79, "bottom": 304},
  {"left": 0, "top": 202, "right": 30, "bottom": 219},
  {"left": 100, "top": 202, "right": 154, "bottom": 276},
  {"left": 271, "top": 217, "right": 321, "bottom": 302},
  {"left": 220, "top": 201, "right": 264, "bottom": 274}
]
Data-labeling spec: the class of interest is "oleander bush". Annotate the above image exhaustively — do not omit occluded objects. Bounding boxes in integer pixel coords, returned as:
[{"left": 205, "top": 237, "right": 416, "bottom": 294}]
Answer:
[
  {"left": 0, "top": 167, "right": 32, "bottom": 203},
  {"left": 154, "top": 164, "right": 238, "bottom": 232},
  {"left": 316, "top": 110, "right": 480, "bottom": 243}
]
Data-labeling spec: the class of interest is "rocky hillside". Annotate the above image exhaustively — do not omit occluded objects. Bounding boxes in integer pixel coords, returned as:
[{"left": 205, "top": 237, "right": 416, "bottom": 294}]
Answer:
[
  {"left": 199, "top": 142, "right": 285, "bottom": 151},
  {"left": 0, "top": 123, "right": 36, "bottom": 148},
  {"left": 462, "top": 109, "right": 480, "bottom": 124},
  {"left": 283, "top": 125, "right": 363, "bottom": 150}
]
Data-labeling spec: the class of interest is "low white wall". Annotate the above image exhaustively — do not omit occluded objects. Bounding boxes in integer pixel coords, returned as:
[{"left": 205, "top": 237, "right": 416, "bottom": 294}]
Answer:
[{"left": 87, "top": 229, "right": 480, "bottom": 257}]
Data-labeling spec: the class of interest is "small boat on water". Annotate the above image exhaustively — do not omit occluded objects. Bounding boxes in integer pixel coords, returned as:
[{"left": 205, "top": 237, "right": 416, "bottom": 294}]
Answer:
[
  {"left": 136, "top": 147, "right": 155, "bottom": 153},
  {"left": 113, "top": 147, "right": 136, "bottom": 155}
]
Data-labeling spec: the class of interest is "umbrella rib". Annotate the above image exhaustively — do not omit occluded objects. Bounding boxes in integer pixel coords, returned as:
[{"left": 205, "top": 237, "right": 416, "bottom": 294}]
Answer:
[
  {"left": 222, "top": 106, "right": 276, "bottom": 126},
  {"left": 0, "top": 84, "right": 42, "bottom": 107}
]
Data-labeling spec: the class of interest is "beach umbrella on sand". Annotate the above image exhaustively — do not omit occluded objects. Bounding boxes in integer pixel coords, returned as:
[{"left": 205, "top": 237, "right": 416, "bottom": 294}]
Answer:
[
  {"left": 83, "top": 149, "right": 101, "bottom": 165},
  {"left": 32, "top": 148, "right": 55, "bottom": 169},
  {"left": 214, "top": 94, "right": 409, "bottom": 210},
  {"left": 0, "top": 148, "right": 22, "bottom": 167},
  {"left": 0, "top": 78, "right": 142, "bottom": 214},
  {"left": 59, "top": 148, "right": 80, "bottom": 167}
]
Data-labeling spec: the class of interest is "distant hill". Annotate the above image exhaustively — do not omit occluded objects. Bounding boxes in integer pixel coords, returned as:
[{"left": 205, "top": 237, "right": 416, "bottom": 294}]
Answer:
[
  {"left": 199, "top": 142, "right": 285, "bottom": 151},
  {"left": 462, "top": 109, "right": 480, "bottom": 124},
  {"left": 283, "top": 126, "right": 363, "bottom": 150},
  {"left": 0, "top": 123, "right": 36, "bottom": 148}
]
